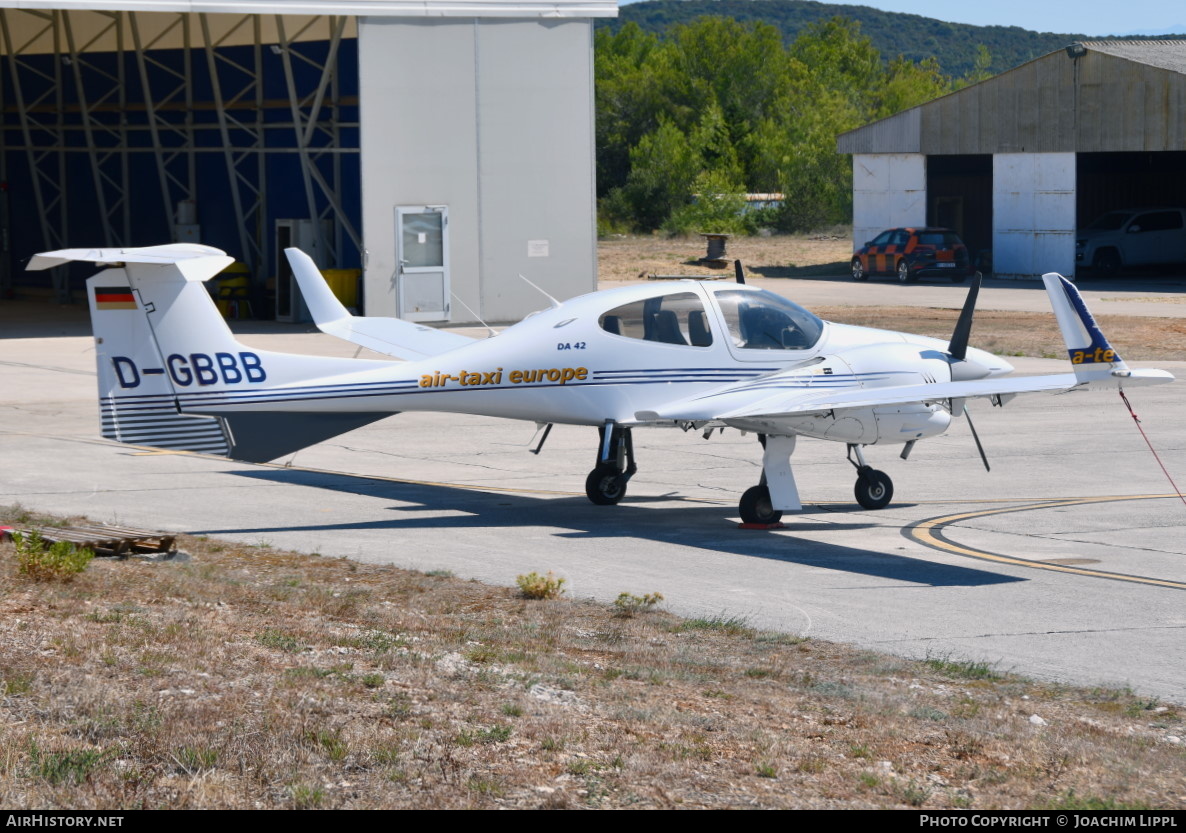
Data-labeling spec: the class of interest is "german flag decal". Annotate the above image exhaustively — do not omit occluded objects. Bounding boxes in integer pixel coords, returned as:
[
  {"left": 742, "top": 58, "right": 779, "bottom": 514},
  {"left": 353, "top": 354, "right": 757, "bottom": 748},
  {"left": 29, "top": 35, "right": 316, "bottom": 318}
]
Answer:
[{"left": 94, "top": 286, "right": 137, "bottom": 310}]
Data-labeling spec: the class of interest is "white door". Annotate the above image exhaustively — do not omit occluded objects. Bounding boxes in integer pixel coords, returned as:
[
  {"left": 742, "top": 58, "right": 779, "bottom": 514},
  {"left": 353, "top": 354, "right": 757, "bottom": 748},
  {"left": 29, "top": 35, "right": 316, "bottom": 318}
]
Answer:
[{"left": 396, "top": 205, "right": 449, "bottom": 322}]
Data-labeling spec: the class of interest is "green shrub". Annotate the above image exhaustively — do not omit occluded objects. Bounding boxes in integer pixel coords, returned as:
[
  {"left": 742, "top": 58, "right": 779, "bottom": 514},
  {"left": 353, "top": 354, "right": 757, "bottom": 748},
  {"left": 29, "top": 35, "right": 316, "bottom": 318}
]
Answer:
[
  {"left": 613, "top": 592, "right": 664, "bottom": 617},
  {"left": 516, "top": 571, "right": 566, "bottom": 600},
  {"left": 13, "top": 532, "right": 94, "bottom": 581}
]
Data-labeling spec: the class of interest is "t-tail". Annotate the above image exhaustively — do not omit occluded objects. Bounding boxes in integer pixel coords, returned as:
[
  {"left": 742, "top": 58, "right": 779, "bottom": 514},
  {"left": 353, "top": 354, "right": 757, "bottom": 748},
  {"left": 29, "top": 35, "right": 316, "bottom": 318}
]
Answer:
[
  {"left": 27, "top": 245, "right": 397, "bottom": 462},
  {"left": 1041, "top": 272, "right": 1173, "bottom": 389}
]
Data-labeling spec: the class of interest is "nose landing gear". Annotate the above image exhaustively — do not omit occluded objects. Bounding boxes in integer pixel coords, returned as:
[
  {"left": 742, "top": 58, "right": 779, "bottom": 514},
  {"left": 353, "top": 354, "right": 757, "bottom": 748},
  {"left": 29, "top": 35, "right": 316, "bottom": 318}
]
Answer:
[{"left": 847, "top": 444, "right": 893, "bottom": 510}]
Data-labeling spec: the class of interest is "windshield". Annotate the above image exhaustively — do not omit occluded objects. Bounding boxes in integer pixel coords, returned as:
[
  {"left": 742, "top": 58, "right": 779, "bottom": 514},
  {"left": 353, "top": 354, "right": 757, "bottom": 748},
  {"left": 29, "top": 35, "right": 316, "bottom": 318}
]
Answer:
[
  {"left": 1086, "top": 212, "right": 1130, "bottom": 231},
  {"left": 713, "top": 289, "right": 824, "bottom": 351}
]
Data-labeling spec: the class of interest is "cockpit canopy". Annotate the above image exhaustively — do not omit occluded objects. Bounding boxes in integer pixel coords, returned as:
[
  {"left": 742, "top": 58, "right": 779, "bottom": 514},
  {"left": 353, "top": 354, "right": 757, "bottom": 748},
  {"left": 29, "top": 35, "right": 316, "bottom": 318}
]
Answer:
[{"left": 597, "top": 286, "right": 823, "bottom": 351}]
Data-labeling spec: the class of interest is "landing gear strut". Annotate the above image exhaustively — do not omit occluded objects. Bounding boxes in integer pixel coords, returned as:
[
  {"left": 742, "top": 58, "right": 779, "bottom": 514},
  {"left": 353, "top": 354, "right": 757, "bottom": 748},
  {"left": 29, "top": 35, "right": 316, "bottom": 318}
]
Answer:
[
  {"left": 738, "top": 434, "right": 800, "bottom": 525},
  {"left": 585, "top": 421, "right": 637, "bottom": 505},
  {"left": 847, "top": 444, "right": 893, "bottom": 510}
]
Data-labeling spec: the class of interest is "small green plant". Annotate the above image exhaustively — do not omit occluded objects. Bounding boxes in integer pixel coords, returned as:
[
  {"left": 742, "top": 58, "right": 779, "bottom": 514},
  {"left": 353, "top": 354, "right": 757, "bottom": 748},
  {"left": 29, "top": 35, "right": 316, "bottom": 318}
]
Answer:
[
  {"left": 516, "top": 571, "right": 566, "bottom": 600},
  {"left": 500, "top": 703, "right": 524, "bottom": 717},
  {"left": 290, "top": 783, "right": 325, "bottom": 809},
  {"left": 307, "top": 729, "right": 348, "bottom": 762},
  {"left": 27, "top": 742, "right": 113, "bottom": 785},
  {"left": 755, "top": 762, "right": 778, "bottom": 778},
  {"left": 13, "top": 532, "right": 94, "bottom": 582},
  {"left": 174, "top": 744, "right": 218, "bottom": 774},
  {"left": 613, "top": 591, "right": 664, "bottom": 617},
  {"left": 256, "top": 628, "right": 306, "bottom": 653},
  {"left": 677, "top": 613, "right": 753, "bottom": 637},
  {"left": 923, "top": 652, "right": 1001, "bottom": 680},
  {"left": 2, "top": 670, "right": 35, "bottom": 696},
  {"left": 423, "top": 569, "right": 454, "bottom": 578},
  {"left": 1039, "top": 790, "right": 1152, "bottom": 811},
  {"left": 360, "top": 673, "right": 385, "bottom": 689},
  {"left": 567, "top": 758, "right": 599, "bottom": 775}
]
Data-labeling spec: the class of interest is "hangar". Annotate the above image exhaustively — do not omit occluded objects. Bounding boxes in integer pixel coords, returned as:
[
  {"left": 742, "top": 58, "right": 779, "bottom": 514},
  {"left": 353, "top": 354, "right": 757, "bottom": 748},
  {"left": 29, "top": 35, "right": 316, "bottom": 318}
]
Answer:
[
  {"left": 837, "top": 40, "right": 1186, "bottom": 279},
  {"left": 0, "top": 0, "right": 615, "bottom": 323}
]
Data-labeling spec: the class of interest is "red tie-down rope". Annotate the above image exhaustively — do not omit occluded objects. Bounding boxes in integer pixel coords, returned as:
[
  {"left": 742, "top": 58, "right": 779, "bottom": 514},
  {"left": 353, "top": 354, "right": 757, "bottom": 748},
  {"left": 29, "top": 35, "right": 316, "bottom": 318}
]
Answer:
[{"left": 1119, "top": 389, "right": 1186, "bottom": 508}]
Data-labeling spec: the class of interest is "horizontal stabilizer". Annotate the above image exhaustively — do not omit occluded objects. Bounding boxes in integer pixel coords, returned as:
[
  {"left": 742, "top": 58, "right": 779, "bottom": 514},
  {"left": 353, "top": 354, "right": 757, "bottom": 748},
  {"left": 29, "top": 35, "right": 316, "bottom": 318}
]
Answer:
[
  {"left": 286, "top": 248, "right": 474, "bottom": 361},
  {"left": 28, "top": 244, "right": 232, "bottom": 282}
]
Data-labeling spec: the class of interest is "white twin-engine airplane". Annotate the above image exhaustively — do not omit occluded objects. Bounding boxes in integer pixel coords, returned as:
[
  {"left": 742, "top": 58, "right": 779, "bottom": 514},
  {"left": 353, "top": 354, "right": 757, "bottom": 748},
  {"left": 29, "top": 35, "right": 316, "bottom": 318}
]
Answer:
[{"left": 29, "top": 244, "right": 1174, "bottom": 525}]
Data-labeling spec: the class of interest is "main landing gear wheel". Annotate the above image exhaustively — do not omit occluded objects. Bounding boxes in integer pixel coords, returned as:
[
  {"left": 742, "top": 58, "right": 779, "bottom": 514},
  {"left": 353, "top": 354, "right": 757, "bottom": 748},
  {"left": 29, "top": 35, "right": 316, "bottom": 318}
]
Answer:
[
  {"left": 586, "top": 464, "right": 627, "bottom": 505},
  {"left": 854, "top": 469, "right": 893, "bottom": 510},
  {"left": 739, "top": 484, "right": 782, "bottom": 525}
]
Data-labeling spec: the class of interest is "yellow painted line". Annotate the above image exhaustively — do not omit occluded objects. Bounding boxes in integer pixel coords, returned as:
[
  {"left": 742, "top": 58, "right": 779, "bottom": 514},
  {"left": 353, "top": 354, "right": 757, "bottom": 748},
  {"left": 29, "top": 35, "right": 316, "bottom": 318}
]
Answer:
[{"left": 908, "top": 495, "right": 1186, "bottom": 591}]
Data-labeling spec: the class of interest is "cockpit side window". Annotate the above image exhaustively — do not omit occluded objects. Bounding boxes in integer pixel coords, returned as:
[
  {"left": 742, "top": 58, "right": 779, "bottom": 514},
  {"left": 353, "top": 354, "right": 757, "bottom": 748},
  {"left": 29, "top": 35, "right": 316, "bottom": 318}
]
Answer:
[
  {"left": 598, "top": 292, "right": 713, "bottom": 347},
  {"left": 713, "top": 289, "right": 824, "bottom": 351}
]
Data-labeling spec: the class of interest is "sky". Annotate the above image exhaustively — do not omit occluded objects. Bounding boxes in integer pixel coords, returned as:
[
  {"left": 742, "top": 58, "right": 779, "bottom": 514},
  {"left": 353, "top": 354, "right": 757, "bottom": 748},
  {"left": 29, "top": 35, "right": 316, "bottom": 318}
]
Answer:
[{"left": 615, "top": 0, "right": 1186, "bottom": 38}]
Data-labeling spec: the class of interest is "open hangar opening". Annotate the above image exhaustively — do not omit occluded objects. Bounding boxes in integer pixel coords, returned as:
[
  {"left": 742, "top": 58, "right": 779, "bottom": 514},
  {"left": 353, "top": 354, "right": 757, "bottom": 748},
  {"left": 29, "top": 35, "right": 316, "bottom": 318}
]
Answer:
[
  {"left": 840, "top": 40, "right": 1186, "bottom": 280},
  {"left": 0, "top": 0, "right": 612, "bottom": 326}
]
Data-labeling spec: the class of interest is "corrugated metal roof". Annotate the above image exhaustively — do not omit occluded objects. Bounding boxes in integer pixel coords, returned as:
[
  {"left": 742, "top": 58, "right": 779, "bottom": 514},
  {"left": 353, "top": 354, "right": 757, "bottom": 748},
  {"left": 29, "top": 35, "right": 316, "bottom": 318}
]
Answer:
[
  {"left": 838, "top": 40, "right": 1186, "bottom": 156},
  {"left": 1081, "top": 40, "right": 1186, "bottom": 75},
  {"left": 0, "top": 0, "right": 618, "bottom": 18}
]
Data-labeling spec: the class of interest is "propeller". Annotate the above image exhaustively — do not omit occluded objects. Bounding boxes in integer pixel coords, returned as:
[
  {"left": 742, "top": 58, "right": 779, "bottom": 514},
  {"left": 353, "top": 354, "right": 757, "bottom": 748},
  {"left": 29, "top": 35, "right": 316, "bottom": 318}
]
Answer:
[
  {"left": 946, "top": 270, "right": 982, "bottom": 362},
  {"left": 946, "top": 272, "right": 991, "bottom": 472}
]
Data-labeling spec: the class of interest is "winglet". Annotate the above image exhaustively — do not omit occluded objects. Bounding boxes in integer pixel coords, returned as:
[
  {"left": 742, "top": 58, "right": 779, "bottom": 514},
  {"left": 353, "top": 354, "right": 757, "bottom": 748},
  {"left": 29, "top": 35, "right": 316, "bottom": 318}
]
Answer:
[{"left": 1041, "top": 272, "right": 1130, "bottom": 381}]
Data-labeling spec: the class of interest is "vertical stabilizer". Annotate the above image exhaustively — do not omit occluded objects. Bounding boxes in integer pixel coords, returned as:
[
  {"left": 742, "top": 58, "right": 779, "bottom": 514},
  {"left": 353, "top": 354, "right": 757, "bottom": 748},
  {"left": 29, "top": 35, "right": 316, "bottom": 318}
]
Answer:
[{"left": 86, "top": 268, "right": 232, "bottom": 454}]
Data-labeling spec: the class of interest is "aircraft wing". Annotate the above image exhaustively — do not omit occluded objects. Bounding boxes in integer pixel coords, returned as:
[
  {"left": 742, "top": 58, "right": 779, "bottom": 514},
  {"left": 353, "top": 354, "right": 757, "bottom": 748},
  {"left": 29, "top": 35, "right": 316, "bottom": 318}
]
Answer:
[
  {"left": 286, "top": 248, "right": 475, "bottom": 361},
  {"left": 637, "top": 369, "right": 1174, "bottom": 424}
]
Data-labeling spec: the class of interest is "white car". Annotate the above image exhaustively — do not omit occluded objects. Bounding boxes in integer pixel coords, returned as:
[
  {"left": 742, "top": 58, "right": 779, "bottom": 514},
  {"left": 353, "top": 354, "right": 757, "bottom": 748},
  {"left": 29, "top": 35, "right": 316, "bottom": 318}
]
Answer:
[{"left": 1075, "top": 207, "right": 1186, "bottom": 276}]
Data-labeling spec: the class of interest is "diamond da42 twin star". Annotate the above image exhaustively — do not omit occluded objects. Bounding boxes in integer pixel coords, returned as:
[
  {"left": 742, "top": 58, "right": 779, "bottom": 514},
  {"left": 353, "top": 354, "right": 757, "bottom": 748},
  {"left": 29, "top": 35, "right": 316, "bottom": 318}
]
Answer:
[{"left": 29, "top": 245, "right": 1174, "bottom": 524}]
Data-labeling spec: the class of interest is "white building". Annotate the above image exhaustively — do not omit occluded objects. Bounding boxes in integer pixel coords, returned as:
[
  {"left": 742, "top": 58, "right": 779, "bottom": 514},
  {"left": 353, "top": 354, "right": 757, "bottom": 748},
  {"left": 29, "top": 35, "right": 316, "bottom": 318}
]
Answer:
[
  {"left": 837, "top": 41, "right": 1186, "bottom": 278},
  {"left": 0, "top": 0, "right": 616, "bottom": 321}
]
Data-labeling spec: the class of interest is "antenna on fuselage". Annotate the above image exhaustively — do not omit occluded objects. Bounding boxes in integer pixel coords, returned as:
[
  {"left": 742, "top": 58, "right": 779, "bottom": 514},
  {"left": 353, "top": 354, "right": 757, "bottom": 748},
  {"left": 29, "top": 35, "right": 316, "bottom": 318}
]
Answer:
[
  {"left": 449, "top": 291, "right": 498, "bottom": 338},
  {"left": 519, "top": 274, "right": 561, "bottom": 309},
  {"left": 733, "top": 260, "right": 746, "bottom": 284}
]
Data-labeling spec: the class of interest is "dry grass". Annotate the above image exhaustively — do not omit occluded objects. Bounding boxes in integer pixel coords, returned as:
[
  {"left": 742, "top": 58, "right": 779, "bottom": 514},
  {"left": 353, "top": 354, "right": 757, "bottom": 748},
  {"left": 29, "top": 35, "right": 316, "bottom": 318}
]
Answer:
[
  {"left": 597, "top": 232, "right": 852, "bottom": 282},
  {"left": 2, "top": 505, "right": 1184, "bottom": 809},
  {"left": 816, "top": 307, "right": 1186, "bottom": 362}
]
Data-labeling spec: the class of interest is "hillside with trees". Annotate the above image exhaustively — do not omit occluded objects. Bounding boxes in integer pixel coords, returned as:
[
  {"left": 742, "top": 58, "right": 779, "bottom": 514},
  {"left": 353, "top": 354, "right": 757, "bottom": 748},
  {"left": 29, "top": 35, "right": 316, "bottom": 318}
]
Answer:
[{"left": 602, "top": 0, "right": 1099, "bottom": 78}]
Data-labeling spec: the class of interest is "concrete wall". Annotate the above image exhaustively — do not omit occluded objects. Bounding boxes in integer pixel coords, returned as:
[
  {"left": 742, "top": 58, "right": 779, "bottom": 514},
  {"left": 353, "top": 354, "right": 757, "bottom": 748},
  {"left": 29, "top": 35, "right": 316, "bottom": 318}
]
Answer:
[
  {"left": 851, "top": 153, "right": 926, "bottom": 251},
  {"left": 358, "top": 17, "right": 597, "bottom": 324},
  {"left": 992, "top": 152, "right": 1076, "bottom": 278}
]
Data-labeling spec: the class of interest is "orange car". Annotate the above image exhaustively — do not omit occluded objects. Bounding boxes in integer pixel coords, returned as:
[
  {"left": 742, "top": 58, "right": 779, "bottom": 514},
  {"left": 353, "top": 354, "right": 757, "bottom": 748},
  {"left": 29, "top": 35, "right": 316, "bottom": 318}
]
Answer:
[{"left": 851, "top": 227, "right": 973, "bottom": 283}]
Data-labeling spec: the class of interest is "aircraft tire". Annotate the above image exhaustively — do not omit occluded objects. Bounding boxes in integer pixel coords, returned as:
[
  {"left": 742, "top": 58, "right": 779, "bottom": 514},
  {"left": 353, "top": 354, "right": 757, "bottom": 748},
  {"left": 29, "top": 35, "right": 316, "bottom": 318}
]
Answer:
[
  {"left": 854, "top": 469, "right": 893, "bottom": 510},
  {"left": 739, "top": 484, "right": 783, "bottom": 525},
  {"left": 586, "top": 464, "right": 627, "bottom": 505}
]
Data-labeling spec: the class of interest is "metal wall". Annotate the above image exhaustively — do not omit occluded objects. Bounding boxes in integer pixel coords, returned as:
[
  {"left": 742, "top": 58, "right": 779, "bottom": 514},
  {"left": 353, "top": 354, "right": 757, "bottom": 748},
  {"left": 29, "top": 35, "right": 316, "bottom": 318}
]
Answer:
[
  {"left": 0, "top": 8, "right": 360, "bottom": 302},
  {"left": 358, "top": 17, "right": 596, "bottom": 324},
  {"left": 992, "top": 152, "right": 1076, "bottom": 278},
  {"left": 851, "top": 153, "right": 926, "bottom": 251},
  {"left": 841, "top": 44, "right": 1186, "bottom": 157}
]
